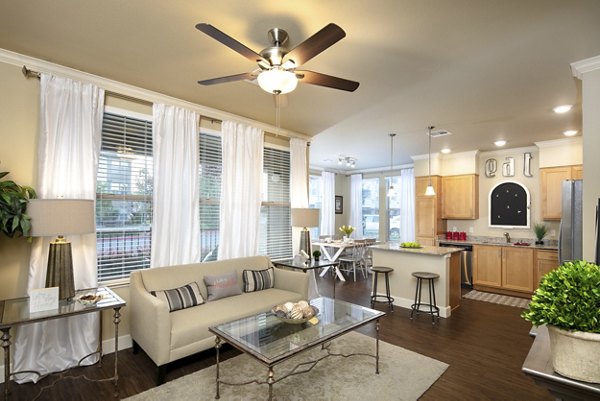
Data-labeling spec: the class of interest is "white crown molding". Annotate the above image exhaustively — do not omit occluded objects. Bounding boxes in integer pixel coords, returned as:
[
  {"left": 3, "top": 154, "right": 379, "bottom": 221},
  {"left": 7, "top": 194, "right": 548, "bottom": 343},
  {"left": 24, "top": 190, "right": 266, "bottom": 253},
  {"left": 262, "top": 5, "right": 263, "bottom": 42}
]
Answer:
[
  {"left": 411, "top": 152, "right": 440, "bottom": 161},
  {"left": 571, "top": 55, "right": 600, "bottom": 80},
  {"left": 479, "top": 145, "right": 538, "bottom": 158},
  {"left": 0, "top": 48, "right": 310, "bottom": 141},
  {"left": 534, "top": 137, "right": 582, "bottom": 149}
]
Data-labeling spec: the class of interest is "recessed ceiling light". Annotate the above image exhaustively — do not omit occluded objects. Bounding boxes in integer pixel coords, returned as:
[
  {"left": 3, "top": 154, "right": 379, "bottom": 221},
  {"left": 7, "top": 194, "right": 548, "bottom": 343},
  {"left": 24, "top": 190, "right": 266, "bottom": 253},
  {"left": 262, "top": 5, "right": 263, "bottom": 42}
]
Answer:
[
  {"left": 553, "top": 104, "right": 573, "bottom": 114},
  {"left": 563, "top": 130, "right": 578, "bottom": 137},
  {"left": 440, "top": 148, "right": 451, "bottom": 154},
  {"left": 494, "top": 140, "right": 507, "bottom": 147}
]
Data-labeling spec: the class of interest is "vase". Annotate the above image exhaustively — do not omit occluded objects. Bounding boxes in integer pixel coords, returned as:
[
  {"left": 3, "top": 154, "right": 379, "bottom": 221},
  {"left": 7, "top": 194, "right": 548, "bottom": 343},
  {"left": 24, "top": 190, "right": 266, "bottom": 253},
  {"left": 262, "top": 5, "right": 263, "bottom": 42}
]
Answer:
[{"left": 547, "top": 325, "right": 600, "bottom": 383}]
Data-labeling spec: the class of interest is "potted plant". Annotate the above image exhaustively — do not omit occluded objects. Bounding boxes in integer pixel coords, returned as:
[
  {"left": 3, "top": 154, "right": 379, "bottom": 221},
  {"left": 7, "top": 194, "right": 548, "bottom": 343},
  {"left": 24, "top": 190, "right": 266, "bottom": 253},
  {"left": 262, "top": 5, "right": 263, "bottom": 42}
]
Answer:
[
  {"left": 533, "top": 222, "right": 548, "bottom": 245},
  {"left": 0, "top": 171, "right": 36, "bottom": 238},
  {"left": 522, "top": 260, "right": 600, "bottom": 383},
  {"left": 339, "top": 225, "right": 354, "bottom": 241},
  {"left": 312, "top": 250, "right": 321, "bottom": 262}
]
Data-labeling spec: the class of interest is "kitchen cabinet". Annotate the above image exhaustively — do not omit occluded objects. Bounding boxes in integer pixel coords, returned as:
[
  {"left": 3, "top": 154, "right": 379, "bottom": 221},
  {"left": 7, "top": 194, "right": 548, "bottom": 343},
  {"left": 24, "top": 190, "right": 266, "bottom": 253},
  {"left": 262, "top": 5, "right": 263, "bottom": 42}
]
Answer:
[
  {"left": 473, "top": 245, "right": 534, "bottom": 295},
  {"left": 441, "top": 174, "right": 479, "bottom": 219},
  {"left": 415, "top": 176, "right": 445, "bottom": 245},
  {"left": 540, "top": 165, "right": 583, "bottom": 220},
  {"left": 534, "top": 249, "right": 559, "bottom": 287}
]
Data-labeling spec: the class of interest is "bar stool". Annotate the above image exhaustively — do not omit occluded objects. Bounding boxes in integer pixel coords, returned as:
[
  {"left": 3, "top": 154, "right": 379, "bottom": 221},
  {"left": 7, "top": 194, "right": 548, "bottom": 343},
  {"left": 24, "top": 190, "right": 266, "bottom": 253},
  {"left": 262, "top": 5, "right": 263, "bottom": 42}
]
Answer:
[
  {"left": 410, "top": 272, "right": 440, "bottom": 324},
  {"left": 370, "top": 266, "right": 394, "bottom": 311}
]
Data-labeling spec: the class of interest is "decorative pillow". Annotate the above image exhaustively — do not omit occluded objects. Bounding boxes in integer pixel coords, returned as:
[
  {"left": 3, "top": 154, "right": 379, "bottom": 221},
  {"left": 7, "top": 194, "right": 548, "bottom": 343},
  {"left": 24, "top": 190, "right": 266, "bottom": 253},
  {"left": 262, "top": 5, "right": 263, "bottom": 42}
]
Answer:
[
  {"left": 243, "top": 268, "right": 275, "bottom": 293},
  {"left": 204, "top": 271, "right": 242, "bottom": 301},
  {"left": 151, "top": 282, "right": 204, "bottom": 312}
]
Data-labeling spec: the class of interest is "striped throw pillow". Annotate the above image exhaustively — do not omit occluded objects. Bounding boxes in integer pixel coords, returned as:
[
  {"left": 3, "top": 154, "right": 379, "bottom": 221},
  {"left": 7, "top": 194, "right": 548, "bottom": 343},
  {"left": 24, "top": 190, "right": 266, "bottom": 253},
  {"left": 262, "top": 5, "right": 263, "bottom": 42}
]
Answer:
[
  {"left": 243, "top": 268, "right": 274, "bottom": 293},
  {"left": 151, "top": 282, "right": 204, "bottom": 312}
]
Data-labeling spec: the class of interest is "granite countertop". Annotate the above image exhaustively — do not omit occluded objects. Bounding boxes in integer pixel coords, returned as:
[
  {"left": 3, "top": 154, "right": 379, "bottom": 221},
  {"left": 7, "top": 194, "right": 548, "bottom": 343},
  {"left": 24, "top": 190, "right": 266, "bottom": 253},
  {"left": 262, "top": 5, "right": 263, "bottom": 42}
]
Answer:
[
  {"left": 437, "top": 238, "right": 558, "bottom": 250},
  {"left": 370, "top": 242, "right": 464, "bottom": 256}
]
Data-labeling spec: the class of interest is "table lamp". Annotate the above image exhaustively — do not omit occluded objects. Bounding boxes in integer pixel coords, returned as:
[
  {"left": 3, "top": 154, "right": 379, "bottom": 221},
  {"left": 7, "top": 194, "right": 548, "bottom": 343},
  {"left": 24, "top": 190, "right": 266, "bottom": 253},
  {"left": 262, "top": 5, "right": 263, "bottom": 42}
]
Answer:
[
  {"left": 291, "top": 208, "right": 320, "bottom": 258},
  {"left": 27, "top": 199, "right": 95, "bottom": 300}
]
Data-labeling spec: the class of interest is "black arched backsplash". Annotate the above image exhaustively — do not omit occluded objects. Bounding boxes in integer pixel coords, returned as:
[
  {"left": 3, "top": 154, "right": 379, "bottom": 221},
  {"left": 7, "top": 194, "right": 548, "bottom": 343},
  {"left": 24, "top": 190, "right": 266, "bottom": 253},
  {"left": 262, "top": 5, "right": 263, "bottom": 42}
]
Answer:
[{"left": 490, "top": 182, "right": 529, "bottom": 227}]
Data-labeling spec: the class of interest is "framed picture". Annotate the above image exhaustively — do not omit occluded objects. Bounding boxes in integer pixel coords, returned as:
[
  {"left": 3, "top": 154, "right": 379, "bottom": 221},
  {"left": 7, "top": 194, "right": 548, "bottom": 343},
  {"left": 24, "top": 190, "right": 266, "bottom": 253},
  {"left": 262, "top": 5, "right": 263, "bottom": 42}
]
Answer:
[{"left": 335, "top": 195, "right": 343, "bottom": 214}]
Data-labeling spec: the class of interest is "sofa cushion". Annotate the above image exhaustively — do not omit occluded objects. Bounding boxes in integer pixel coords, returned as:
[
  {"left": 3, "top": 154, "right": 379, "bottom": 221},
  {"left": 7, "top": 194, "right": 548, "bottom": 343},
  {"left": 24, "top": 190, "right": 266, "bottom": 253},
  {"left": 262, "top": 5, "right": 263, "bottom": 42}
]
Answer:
[
  {"left": 204, "top": 271, "right": 242, "bottom": 301},
  {"left": 151, "top": 282, "right": 204, "bottom": 312},
  {"left": 169, "top": 288, "right": 304, "bottom": 350},
  {"left": 243, "top": 267, "right": 274, "bottom": 293}
]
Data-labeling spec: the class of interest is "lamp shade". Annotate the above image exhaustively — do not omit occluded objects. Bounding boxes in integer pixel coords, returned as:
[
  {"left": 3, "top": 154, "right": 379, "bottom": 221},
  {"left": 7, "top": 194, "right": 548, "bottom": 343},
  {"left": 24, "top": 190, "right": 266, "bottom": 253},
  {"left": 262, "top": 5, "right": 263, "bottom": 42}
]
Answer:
[
  {"left": 28, "top": 199, "right": 95, "bottom": 237},
  {"left": 291, "top": 208, "right": 319, "bottom": 228},
  {"left": 257, "top": 68, "right": 298, "bottom": 94}
]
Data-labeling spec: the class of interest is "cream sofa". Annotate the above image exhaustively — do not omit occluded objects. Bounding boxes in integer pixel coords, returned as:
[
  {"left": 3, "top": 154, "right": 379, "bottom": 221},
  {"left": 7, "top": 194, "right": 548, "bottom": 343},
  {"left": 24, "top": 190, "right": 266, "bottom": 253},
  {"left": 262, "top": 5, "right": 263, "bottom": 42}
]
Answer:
[{"left": 129, "top": 255, "right": 308, "bottom": 383}]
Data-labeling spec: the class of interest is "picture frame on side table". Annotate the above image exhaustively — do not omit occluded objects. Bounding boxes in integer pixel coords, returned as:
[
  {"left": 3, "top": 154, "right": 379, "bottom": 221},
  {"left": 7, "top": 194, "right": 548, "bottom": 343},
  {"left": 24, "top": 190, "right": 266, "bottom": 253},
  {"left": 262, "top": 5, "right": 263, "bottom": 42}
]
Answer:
[{"left": 335, "top": 195, "right": 343, "bottom": 214}]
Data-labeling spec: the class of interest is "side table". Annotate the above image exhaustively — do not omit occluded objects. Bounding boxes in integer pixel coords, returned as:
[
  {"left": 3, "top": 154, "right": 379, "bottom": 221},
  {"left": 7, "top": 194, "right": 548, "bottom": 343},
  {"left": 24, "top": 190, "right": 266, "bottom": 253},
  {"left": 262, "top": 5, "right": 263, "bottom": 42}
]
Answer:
[
  {"left": 0, "top": 286, "right": 126, "bottom": 401},
  {"left": 272, "top": 259, "right": 340, "bottom": 298}
]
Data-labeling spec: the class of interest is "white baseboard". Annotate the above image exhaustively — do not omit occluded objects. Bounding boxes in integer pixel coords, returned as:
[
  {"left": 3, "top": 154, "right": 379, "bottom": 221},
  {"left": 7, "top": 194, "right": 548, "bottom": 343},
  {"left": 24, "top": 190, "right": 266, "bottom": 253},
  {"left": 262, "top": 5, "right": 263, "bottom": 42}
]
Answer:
[{"left": 0, "top": 334, "right": 132, "bottom": 384}]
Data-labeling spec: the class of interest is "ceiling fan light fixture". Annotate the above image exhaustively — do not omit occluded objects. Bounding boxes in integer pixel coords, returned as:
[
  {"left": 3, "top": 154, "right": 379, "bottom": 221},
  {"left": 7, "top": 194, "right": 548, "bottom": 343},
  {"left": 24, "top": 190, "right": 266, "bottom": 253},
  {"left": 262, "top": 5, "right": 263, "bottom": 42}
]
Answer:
[{"left": 257, "top": 68, "right": 298, "bottom": 94}]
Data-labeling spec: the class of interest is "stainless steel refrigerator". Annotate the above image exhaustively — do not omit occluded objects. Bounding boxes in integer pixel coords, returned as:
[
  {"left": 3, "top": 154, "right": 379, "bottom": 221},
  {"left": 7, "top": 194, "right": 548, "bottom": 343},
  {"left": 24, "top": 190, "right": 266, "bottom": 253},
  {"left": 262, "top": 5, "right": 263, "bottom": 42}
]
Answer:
[{"left": 559, "top": 179, "right": 583, "bottom": 264}]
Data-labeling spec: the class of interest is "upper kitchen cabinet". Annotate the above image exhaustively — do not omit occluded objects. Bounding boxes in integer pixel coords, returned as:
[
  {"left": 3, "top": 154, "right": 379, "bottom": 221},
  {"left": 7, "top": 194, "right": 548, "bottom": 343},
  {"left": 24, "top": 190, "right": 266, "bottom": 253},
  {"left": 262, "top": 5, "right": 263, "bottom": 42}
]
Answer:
[
  {"left": 441, "top": 174, "right": 479, "bottom": 219},
  {"left": 415, "top": 176, "right": 446, "bottom": 245},
  {"left": 540, "top": 165, "right": 582, "bottom": 220}
]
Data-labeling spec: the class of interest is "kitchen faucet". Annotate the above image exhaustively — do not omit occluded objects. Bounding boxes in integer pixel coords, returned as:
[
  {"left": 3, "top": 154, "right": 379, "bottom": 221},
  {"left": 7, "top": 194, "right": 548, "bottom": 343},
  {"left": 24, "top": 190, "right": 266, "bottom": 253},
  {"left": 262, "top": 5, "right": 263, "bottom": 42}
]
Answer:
[{"left": 503, "top": 232, "right": 511, "bottom": 243}]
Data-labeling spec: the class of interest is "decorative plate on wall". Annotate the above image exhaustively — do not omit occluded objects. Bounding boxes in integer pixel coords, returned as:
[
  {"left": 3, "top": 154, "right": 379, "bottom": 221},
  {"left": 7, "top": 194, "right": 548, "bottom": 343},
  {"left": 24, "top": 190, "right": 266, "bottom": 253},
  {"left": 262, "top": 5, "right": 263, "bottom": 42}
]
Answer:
[{"left": 489, "top": 181, "right": 530, "bottom": 228}]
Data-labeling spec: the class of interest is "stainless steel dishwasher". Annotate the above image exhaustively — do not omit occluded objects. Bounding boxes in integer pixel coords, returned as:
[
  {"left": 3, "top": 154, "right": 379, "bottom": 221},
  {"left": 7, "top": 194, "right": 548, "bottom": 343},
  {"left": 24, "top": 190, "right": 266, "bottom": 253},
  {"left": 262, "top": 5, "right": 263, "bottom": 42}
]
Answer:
[{"left": 438, "top": 241, "right": 473, "bottom": 288}]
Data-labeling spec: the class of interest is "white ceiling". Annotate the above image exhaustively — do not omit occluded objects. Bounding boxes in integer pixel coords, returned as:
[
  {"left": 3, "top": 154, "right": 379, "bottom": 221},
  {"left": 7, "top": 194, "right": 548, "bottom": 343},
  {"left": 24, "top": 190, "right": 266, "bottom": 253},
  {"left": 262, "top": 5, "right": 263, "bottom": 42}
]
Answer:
[{"left": 1, "top": 0, "right": 599, "bottom": 170}]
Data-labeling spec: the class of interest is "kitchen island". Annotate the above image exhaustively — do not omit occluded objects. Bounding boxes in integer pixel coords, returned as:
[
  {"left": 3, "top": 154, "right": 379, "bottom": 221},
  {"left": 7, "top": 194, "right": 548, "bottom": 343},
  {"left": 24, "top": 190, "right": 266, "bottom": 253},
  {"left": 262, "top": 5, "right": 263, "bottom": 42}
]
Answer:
[{"left": 370, "top": 243, "right": 463, "bottom": 318}]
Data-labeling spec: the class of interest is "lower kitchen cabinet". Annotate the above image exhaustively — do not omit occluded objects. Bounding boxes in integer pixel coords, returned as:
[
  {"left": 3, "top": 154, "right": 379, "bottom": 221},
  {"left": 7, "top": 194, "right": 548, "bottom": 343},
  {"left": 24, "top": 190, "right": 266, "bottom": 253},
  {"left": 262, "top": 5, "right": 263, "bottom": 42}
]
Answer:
[
  {"left": 473, "top": 245, "right": 534, "bottom": 295},
  {"left": 534, "top": 249, "right": 559, "bottom": 287}
]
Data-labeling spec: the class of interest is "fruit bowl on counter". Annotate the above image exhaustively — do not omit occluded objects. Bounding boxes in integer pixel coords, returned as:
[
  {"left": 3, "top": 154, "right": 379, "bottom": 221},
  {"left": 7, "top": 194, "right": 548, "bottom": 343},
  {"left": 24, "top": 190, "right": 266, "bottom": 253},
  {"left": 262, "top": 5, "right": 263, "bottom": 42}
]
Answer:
[
  {"left": 512, "top": 241, "right": 531, "bottom": 246},
  {"left": 400, "top": 242, "right": 422, "bottom": 249}
]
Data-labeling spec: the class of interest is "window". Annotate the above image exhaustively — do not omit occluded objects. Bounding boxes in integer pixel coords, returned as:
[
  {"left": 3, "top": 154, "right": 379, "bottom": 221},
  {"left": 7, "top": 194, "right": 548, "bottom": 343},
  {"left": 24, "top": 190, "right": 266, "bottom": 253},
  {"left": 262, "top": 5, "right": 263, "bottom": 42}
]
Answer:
[
  {"left": 387, "top": 176, "right": 401, "bottom": 240},
  {"left": 259, "top": 147, "right": 292, "bottom": 260},
  {"left": 308, "top": 174, "right": 323, "bottom": 238},
  {"left": 362, "top": 178, "right": 380, "bottom": 238},
  {"left": 96, "top": 110, "right": 153, "bottom": 282},
  {"left": 199, "top": 133, "right": 222, "bottom": 262}
]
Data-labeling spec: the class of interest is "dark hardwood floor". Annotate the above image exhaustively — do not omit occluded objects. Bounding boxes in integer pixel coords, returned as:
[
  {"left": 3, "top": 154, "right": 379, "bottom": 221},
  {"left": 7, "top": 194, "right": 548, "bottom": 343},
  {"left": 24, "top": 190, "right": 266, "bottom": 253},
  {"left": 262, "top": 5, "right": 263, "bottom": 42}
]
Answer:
[{"left": 2, "top": 273, "right": 552, "bottom": 401}]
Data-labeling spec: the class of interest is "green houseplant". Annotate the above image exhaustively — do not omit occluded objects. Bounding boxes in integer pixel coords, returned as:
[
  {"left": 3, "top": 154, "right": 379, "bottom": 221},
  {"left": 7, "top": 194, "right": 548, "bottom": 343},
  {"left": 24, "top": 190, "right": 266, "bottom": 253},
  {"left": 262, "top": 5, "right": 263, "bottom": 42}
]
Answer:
[
  {"left": 312, "top": 250, "right": 321, "bottom": 262},
  {"left": 533, "top": 222, "right": 548, "bottom": 245},
  {"left": 522, "top": 260, "right": 600, "bottom": 383},
  {"left": 0, "top": 171, "right": 36, "bottom": 238}
]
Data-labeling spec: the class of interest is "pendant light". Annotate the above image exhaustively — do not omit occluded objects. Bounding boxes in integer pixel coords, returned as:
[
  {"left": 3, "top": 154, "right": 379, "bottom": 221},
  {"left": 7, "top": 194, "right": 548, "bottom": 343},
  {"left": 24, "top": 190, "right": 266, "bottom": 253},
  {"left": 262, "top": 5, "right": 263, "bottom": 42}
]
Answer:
[
  {"left": 388, "top": 133, "right": 396, "bottom": 196},
  {"left": 425, "top": 126, "right": 436, "bottom": 196}
]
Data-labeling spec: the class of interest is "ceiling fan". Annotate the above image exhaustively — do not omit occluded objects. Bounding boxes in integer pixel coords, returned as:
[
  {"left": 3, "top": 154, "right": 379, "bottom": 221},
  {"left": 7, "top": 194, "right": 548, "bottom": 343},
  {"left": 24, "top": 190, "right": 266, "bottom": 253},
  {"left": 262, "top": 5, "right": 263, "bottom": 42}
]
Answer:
[{"left": 195, "top": 23, "right": 360, "bottom": 95}]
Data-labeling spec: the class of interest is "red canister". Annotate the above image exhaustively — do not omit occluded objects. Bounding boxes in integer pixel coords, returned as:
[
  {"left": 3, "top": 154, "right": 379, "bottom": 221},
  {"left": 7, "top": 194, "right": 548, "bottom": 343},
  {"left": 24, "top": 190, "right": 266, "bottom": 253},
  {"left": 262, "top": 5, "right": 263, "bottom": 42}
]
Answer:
[
  {"left": 459, "top": 232, "right": 467, "bottom": 240},
  {"left": 446, "top": 232, "right": 452, "bottom": 240},
  {"left": 452, "top": 231, "right": 459, "bottom": 240}
]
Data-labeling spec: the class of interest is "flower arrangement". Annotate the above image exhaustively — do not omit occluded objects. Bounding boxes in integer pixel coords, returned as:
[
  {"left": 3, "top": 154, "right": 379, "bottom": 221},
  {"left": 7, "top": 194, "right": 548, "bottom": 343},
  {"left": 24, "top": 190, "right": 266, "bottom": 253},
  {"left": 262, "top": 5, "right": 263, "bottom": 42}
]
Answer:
[{"left": 339, "top": 225, "right": 355, "bottom": 236}]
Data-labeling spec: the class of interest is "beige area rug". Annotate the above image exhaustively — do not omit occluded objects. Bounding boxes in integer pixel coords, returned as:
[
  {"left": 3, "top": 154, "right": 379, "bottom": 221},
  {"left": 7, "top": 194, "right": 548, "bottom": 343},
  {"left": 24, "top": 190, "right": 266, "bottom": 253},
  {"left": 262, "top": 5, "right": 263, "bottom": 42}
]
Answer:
[
  {"left": 463, "top": 290, "right": 530, "bottom": 309},
  {"left": 123, "top": 331, "right": 448, "bottom": 401}
]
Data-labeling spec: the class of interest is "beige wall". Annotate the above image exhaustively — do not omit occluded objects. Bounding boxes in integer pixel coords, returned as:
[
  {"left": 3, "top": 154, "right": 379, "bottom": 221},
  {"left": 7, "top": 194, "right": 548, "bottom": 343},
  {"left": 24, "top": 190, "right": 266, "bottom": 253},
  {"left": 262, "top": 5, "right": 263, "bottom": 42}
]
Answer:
[
  {"left": 536, "top": 137, "right": 583, "bottom": 168},
  {"left": 580, "top": 68, "right": 600, "bottom": 260},
  {"left": 0, "top": 62, "right": 39, "bottom": 299}
]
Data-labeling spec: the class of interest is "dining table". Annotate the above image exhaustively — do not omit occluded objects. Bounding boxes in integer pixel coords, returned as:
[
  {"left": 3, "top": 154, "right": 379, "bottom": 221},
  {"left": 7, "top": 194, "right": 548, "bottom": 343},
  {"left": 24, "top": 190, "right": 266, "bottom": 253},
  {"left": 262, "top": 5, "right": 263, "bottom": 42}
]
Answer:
[{"left": 312, "top": 240, "right": 362, "bottom": 282}]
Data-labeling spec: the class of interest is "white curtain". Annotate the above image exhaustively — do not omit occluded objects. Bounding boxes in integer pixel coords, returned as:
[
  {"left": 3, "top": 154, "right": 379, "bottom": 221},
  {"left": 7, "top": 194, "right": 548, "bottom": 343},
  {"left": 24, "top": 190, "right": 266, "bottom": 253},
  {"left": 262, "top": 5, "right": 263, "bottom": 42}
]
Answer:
[
  {"left": 14, "top": 74, "right": 104, "bottom": 382},
  {"left": 218, "top": 121, "right": 264, "bottom": 259},
  {"left": 399, "top": 167, "right": 416, "bottom": 242},
  {"left": 321, "top": 171, "right": 336, "bottom": 236},
  {"left": 151, "top": 104, "right": 200, "bottom": 267},
  {"left": 290, "top": 138, "right": 319, "bottom": 298},
  {"left": 349, "top": 174, "right": 363, "bottom": 239},
  {"left": 290, "top": 137, "right": 309, "bottom": 253}
]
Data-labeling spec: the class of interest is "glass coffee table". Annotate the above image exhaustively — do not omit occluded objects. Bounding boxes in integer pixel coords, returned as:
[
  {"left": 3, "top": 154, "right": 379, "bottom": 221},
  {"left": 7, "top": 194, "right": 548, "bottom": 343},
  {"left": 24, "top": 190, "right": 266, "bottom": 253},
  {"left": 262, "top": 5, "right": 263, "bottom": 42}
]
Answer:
[{"left": 209, "top": 297, "right": 384, "bottom": 400}]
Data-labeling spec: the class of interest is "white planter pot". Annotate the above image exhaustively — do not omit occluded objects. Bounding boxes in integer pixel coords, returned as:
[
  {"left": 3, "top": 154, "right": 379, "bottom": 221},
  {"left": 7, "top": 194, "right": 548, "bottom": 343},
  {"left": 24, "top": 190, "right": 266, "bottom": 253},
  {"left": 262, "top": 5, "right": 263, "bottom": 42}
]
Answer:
[{"left": 547, "top": 325, "right": 600, "bottom": 383}]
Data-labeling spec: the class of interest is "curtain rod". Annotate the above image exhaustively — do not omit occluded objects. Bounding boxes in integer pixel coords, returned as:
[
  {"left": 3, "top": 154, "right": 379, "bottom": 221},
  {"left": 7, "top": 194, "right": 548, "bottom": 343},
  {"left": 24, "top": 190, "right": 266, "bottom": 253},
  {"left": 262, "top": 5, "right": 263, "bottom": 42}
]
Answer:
[
  {"left": 23, "top": 65, "right": 153, "bottom": 107},
  {"left": 21, "top": 65, "right": 303, "bottom": 139}
]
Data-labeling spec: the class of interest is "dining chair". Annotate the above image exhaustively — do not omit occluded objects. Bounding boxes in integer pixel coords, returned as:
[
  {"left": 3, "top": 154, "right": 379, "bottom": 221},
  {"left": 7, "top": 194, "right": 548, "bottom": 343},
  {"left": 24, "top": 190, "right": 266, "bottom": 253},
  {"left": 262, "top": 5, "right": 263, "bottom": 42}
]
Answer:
[
  {"left": 339, "top": 239, "right": 368, "bottom": 281},
  {"left": 363, "top": 238, "right": 377, "bottom": 273}
]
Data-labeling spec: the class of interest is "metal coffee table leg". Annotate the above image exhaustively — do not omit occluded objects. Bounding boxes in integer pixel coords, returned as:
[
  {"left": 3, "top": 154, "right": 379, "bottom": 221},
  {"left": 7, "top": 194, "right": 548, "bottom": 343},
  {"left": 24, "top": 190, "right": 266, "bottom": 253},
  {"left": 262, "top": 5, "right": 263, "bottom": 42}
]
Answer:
[{"left": 215, "top": 337, "right": 221, "bottom": 399}]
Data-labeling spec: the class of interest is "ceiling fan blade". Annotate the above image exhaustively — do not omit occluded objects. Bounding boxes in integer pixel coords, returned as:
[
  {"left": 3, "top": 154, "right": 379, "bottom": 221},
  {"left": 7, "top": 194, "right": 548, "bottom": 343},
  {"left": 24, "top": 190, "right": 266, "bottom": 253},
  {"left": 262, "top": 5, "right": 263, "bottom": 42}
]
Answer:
[
  {"left": 198, "top": 72, "right": 257, "bottom": 86},
  {"left": 284, "top": 23, "right": 346, "bottom": 67},
  {"left": 295, "top": 70, "right": 359, "bottom": 92},
  {"left": 196, "top": 23, "right": 268, "bottom": 65}
]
